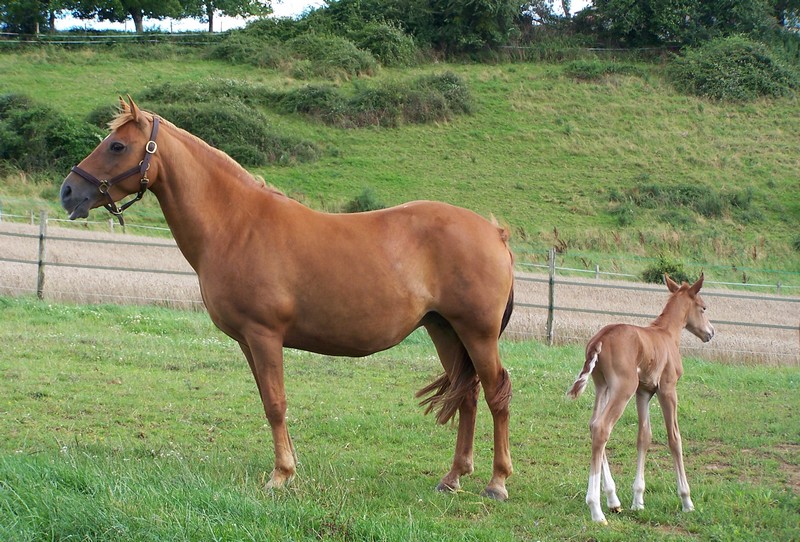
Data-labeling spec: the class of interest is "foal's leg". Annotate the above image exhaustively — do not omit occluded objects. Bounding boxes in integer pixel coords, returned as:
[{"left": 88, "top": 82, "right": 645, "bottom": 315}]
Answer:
[
  {"left": 241, "top": 336, "right": 296, "bottom": 489},
  {"left": 657, "top": 387, "right": 694, "bottom": 512},
  {"left": 587, "top": 382, "right": 635, "bottom": 524},
  {"left": 632, "top": 388, "right": 654, "bottom": 511},
  {"left": 462, "top": 337, "right": 512, "bottom": 501},
  {"left": 425, "top": 322, "right": 478, "bottom": 493}
]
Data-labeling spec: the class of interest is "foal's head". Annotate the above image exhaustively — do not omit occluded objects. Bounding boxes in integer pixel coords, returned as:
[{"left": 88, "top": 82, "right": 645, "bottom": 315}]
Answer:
[
  {"left": 60, "top": 96, "right": 159, "bottom": 220},
  {"left": 665, "top": 273, "right": 715, "bottom": 342}
]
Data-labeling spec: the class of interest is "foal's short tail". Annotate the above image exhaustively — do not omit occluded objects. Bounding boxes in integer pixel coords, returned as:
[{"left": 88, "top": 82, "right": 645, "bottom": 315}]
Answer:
[
  {"left": 566, "top": 341, "right": 602, "bottom": 399},
  {"left": 417, "top": 287, "right": 514, "bottom": 425}
]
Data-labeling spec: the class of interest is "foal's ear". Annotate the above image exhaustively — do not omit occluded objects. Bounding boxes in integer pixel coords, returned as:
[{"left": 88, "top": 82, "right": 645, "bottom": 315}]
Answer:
[
  {"left": 665, "top": 273, "right": 680, "bottom": 293},
  {"left": 689, "top": 272, "right": 705, "bottom": 296}
]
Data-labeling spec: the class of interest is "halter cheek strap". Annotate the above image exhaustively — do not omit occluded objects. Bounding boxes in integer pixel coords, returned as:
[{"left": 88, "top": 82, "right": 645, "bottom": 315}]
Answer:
[{"left": 70, "top": 116, "right": 161, "bottom": 227}]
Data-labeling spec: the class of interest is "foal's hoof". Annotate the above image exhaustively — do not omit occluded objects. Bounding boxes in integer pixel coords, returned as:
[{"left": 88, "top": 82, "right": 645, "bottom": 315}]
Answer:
[
  {"left": 265, "top": 469, "right": 295, "bottom": 490},
  {"left": 610, "top": 506, "right": 623, "bottom": 514},
  {"left": 481, "top": 486, "right": 508, "bottom": 501}
]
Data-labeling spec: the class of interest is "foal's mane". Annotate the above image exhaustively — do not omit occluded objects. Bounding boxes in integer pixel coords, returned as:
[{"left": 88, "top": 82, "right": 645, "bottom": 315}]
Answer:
[{"left": 109, "top": 107, "right": 285, "bottom": 196}]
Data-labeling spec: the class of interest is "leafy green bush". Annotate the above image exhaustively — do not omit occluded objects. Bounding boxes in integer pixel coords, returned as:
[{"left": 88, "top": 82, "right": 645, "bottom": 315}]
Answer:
[
  {"left": 286, "top": 33, "right": 377, "bottom": 79},
  {"left": 343, "top": 187, "right": 386, "bottom": 213},
  {"left": 641, "top": 254, "right": 691, "bottom": 284},
  {"left": 148, "top": 101, "right": 321, "bottom": 166},
  {"left": 668, "top": 36, "right": 800, "bottom": 101},
  {"left": 0, "top": 93, "right": 102, "bottom": 173},
  {"left": 353, "top": 21, "right": 418, "bottom": 67}
]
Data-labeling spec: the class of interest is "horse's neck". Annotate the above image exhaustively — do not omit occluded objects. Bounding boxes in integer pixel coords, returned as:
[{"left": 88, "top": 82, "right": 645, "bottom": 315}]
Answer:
[
  {"left": 650, "top": 295, "right": 687, "bottom": 342},
  {"left": 149, "top": 125, "right": 263, "bottom": 269}
]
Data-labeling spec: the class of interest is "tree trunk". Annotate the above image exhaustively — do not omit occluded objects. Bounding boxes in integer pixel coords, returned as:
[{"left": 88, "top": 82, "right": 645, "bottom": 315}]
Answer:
[
  {"left": 208, "top": 8, "right": 215, "bottom": 32},
  {"left": 49, "top": 9, "right": 56, "bottom": 33},
  {"left": 130, "top": 9, "right": 144, "bottom": 33}
]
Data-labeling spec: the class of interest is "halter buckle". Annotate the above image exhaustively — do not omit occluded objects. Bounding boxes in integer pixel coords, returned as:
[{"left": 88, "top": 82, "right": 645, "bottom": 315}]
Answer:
[
  {"left": 145, "top": 141, "right": 158, "bottom": 154},
  {"left": 98, "top": 180, "right": 110, "bottom": 194}
]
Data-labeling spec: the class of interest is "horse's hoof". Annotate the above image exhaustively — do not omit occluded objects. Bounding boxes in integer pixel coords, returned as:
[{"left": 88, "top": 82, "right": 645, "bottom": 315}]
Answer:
[
  {"left": 610, "top": 506, "right": 623, "bottom": 514},
  {"left": 481, "top": 486, "right": 508, "bottom": 501},
  {"left": 436, "top": 481, "right": 459, "bottom": 493}
]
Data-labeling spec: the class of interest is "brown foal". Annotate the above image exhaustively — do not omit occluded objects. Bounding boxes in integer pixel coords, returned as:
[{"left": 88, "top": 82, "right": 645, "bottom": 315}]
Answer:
[{"left": 567, "top": 274, "right": 715, "bottom": 523}]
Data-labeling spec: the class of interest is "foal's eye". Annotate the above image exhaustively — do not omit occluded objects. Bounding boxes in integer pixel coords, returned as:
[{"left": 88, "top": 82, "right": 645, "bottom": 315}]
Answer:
[{"left": 109, "top": 141, "right": 126, "bottom": 153}]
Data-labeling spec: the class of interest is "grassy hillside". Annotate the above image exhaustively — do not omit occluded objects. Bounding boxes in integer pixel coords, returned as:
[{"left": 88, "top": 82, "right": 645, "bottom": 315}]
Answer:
[
  {"left": 1, "top": 297, "right": 798, "bottom": 541},
  {"left": 1, "top": 47, "right": 798, "bottom": 285}
]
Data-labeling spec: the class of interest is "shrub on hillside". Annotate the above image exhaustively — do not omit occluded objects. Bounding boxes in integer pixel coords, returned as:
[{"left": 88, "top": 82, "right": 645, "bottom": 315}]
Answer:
[
  {"left": 353, "top": 21, "right": 418, "bottom": 67},
  {"left": 148, "top": 102, "right": 321, "bottom": 166},
  {"left": 0, "top": 94, "right": 102, "bottom": 173},
  {"left": 641, "top": 254, "right": 692, "bottom": 285},
  {"left": 286, "top": 33, "right": 377, "bottom": 79},
  {"left": 668, "top": 36, "right": 800, "bottom": 101},
  {"left": 277, "top": 72, "right": 472, "bottom": 127},
  {"left": 140, "top": 79, "right": 273, "bottom": 106},
  {"left": 343, "top": 187, "right": 385, "bottom": 213}
]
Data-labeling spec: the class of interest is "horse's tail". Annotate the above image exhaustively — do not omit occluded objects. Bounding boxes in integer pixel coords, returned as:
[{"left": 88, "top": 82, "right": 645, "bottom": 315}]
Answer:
[
  {"left": 416, "top": 345, "right": 479, "bottom": 425},
  {"left": 566, "top": 340, "right": 602, "bottom": 399},
  {"left": 418, "top": 286, "right": 515, "bottom": 425}
]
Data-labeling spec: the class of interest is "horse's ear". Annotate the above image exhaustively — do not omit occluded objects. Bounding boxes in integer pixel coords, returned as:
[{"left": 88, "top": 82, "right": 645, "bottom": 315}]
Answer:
[
  {"left": 689, "top": 272, "right": 705, "bottom": 296},
  {"left": 118, "top": 96, "right": 129, "bottom": 114},
  {"left": 127, "top": 95, "right": 140, "bottom": 122},
  {"left": 665, "top": 273, "right": 680, "bottom": 293}
]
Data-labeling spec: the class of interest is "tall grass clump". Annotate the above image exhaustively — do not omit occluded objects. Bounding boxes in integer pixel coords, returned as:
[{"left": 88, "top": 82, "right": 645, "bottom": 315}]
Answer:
[
  {"left": 668, "top": 35, "right": 800, "bottom": 100},
  {"left": 562, "top": 59, "right": 648, "bottom": 81},
  {"left": 147, "top": 101, "right": 321, "bottom": 166},
  {"left": 0, "top": 93, "right": 102, "bottom": 173}
]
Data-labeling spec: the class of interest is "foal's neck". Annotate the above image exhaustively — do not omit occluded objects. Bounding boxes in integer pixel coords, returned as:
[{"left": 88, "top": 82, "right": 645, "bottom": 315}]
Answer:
[{"left": 651, "top": 294, "right": 689, "bottom": 341}]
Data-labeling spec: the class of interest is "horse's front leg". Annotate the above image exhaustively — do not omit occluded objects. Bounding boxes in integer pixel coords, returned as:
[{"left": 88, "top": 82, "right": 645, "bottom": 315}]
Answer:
[{"left": 240, "top": 337, "right": 296, "bottom": 488}]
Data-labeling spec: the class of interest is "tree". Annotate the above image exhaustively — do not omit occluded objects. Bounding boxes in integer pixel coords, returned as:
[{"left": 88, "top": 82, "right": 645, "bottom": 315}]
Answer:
[
  {"left": 591, "top": 0, "right": 777, "bottom": 46},
  {"left": 182, "top": 0, "right": 271, "bottom": 33},
  {"left": 70, "top": 0, "right": 183, "bottom": 33}
]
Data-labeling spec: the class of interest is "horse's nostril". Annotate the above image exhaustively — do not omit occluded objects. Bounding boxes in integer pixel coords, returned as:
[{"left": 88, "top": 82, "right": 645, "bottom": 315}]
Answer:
[{"left": 61, "top": 184, "right": 72, "bottom": 199}]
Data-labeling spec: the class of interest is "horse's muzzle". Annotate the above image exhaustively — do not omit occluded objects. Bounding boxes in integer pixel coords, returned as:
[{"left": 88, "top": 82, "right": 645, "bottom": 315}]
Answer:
[{"left": 60, "top": 176, "right": 95, "bottom": 220}]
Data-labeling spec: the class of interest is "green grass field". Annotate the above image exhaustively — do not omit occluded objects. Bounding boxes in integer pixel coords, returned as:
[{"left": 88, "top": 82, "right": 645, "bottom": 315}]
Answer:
[
  {"left": 1, "top": 47, "right": 799, "bottom": 286},
  {"left": 1, "top": 297, "right": 797, "bottom": 541}
]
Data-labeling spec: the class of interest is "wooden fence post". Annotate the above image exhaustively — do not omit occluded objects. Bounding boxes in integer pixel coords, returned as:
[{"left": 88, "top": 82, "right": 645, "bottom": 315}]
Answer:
[
  {"left": 546, "top": 247, "right": 556, "bottom": 346},
  {"left": 37, "top": 210, "right": 47, "bottom": 300}
]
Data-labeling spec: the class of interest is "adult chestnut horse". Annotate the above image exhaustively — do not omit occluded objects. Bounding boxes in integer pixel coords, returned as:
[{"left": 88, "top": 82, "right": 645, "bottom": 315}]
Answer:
[
  {"left": 60, "top": 97, "right": 515, "bottom": 500},
  {"left": 567, "top": 274, "right": 715, "bottom": 523}
]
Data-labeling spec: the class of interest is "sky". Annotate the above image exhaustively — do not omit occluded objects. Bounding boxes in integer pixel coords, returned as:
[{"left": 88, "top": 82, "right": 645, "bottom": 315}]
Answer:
[
  {"left": 56, "top": 0, "right": 590, "bottom": 33},
  {"left": 56, "top": 0, "right": 327, "bottom": 32}
]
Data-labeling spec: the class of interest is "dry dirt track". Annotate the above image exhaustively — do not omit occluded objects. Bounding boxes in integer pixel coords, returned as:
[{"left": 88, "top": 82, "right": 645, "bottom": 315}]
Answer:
[{"left": 1, "top": 220, "right": 797, "bottom": 365}]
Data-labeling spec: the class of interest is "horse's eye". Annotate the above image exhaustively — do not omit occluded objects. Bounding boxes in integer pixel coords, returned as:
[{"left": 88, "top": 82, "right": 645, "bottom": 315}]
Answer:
[{"left": 109, "top": 141, "right": 126, "bottom": 153}]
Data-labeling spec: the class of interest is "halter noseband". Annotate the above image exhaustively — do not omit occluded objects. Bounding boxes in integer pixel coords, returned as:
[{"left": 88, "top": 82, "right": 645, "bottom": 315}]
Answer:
[{"left": 70, "top": 116, "right": 161, "bottom": 227}]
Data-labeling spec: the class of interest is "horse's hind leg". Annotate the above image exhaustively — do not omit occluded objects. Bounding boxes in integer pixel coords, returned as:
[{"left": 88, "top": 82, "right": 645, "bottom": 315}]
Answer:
[
  {"left": 424, "top": 319, "right": 479, "bottom": 493},
  {"left": 240, "top": 336, "right": 296, "bottom": 489},
  {"left": 460, "top": 334, "right": 512, "bottom": 501}
]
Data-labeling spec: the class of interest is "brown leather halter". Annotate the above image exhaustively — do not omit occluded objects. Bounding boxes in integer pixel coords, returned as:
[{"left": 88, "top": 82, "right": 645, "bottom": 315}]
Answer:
[{"left": 70, "top": 117, "right": 161, "bottom": 226}]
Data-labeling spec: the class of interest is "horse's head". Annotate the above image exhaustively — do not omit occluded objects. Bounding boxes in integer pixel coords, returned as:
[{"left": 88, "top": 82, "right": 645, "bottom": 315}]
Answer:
[
  {"left": 60, "top": 96, "right": 160, "bottom": 224},
  {"left": 665, "top": 273, "right": 715, "bottom": 342}
]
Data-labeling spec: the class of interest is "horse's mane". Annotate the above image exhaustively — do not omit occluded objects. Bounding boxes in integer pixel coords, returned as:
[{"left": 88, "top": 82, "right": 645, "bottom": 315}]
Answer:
[{"left": 109, "top": 107, "right": 285, "bottom": 196}]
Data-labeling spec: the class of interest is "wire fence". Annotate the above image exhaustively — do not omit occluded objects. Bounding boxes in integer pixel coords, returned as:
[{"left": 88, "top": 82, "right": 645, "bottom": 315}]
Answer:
[{"left": 1, "top": 212, "right": 797, "bottom": 364}]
